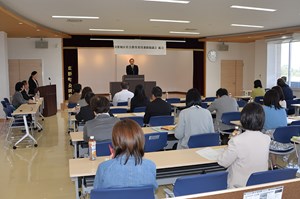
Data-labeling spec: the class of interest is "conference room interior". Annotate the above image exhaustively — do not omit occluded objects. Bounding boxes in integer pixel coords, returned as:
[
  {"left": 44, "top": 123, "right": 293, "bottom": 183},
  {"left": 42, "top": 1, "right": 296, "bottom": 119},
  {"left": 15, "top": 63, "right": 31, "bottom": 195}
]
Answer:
[{"left": 2, "top": 1, "right": 300, "bottom": 199}]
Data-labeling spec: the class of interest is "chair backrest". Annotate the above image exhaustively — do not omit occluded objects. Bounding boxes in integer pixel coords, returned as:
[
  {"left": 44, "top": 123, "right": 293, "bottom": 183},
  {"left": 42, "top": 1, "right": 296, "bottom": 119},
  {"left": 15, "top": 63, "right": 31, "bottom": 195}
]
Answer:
[
  {"left": 67, "top": 103, "right": 77, "bottom": 108},
  {"left": 90, "top": 186, "right": 155, "bottom": 199},
  {"left": 95, "top": 141, "right": 112, "bottom": 156},
  {"left": 273, "top": 126, "right": 300, "bottom": 143},
  {"left": 201, "top": 102, "right": 208, "bottom": 109},
  {"left": 290, "top": 120, "right": 300, "bottom": 126},
  {"left": 188, "top": 133, "right": 220, "bottom": 148},
  {"left": 110, "top": 108, "right": 127, "bottom": 114},
  {"left": 173, "top": 171, "right": 228, "bottom": 196},
  {"left": 237, "top": 100, "right": 247, "bottom": 107},
  {"left": 120, "top": 116, "right": 144, "bottom": 127},
  {"left": 221, "top": 112, "right": 241, "bottom": 125},
  {"left": 117, "top": 101, "right": 128, "bottom": 106},
  {"left": 1, "top": 100, "right": 7, "bottom": 108},
  {"left": 133, "top": 106, "right": 146, "bottom": 113},
  {"left": 286, "top": 99, "right": 300, "bottom": 115},
  {"left": 246, "top": 168, "right": 297, "bottom": 186},
  {"left": 203, "top": 97, "right": 216, "bottom": 102},
  {"left": 254, "top": 96, "right": 264, "bottom": 104},
  {"left": 4, "top": 97, "right": 10, "bottom": 105},
  {"left": 149, "top": 115, "right": 174, "bottom": 126},
  {"left": 166, "top": 98, "right": 180, "bottom": 104},
  {"left": 144, "top": 132, "right": 168, "bottom": 152}
]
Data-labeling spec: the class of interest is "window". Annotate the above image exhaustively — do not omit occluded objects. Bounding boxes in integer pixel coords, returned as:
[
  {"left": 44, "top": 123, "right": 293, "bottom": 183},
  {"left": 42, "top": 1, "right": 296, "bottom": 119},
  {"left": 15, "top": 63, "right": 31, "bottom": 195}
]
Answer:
[{"left": 278, "top": 41, "right": 300, "bottom": 88}]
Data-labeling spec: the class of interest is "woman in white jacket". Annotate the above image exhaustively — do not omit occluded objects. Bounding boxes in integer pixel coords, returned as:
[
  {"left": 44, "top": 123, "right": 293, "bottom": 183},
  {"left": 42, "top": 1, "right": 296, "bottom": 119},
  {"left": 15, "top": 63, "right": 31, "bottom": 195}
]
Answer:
[{"left": 218, "top": 102, "right": 271, "bottom": 188}]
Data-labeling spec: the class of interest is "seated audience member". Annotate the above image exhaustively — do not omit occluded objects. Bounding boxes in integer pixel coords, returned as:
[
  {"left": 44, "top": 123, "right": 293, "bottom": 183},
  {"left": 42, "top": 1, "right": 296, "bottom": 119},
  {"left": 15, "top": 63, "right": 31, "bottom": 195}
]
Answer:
[
  {"left": 75, "top": 92, "right": 95, "bottom": 123},
  {"left": 207, "top": 88, "right": 239, "bottom": 131},
  {"left": 263, "top": 89, "right": 287, "bottom": 132},
  {"left": 143, "top": 86, "right": 172, "bottom": 125},
  {"left": 21, "top": 80, "right": 32, "bottom": 100},
  {"left": 78, "top": 86, "right": 92, "bottom": 107},
  {"left": 218, "top": 102, "right": 271, "bottom": 188},
  {"left": 12, "top": 82, "right": 34, "bottom": 109},
  {"left": 112, "top": 82, "right": 134, "bottom": 106},
  {"left": 251, "top": 79, "right": 265, "bottom": 99},
  {"left": 175, "top": 88, "right": 214, "bottom": 149},
  {"left": 272, "top": 86, "right": 287, "bottom": 109},
  {"left": 130, "top": 84, "right": 150, "bottom": 112},
  {"left": 277, "top": 78, "right": 293, "bottom": 100},
  {"left": 83, "top": 96, "right": 120, "bottom": 142},
  {"left": 93, "top": 119, "right": 158, "bottom": 190},
  {"left": 68, "top": 83, "right": 82, "bottom": 104}
]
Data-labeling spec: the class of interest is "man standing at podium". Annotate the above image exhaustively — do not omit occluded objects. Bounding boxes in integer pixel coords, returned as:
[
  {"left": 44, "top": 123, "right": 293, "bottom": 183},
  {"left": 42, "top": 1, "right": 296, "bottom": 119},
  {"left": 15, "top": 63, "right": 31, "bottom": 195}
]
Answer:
[{"left": 126, "top": 58, "right": 139, "bottom": 75}]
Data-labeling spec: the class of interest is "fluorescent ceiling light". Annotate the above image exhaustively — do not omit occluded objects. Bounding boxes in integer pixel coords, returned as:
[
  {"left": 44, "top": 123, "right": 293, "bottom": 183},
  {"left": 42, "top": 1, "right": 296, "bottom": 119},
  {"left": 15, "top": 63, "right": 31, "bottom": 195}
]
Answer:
[
  {"left": 231, "top": 24, "right": 264, "bottom": 28},
  {"left": 230, "top": 5, "right": 276, "bottom": 12},
  {"left": 169, "top": 31, "right": 200, "bottom": 35},
  {"left": 52, "top": 16, "right": 99, "bottom": 19},
  {"left": 150, "top": 19, "right": 190, "bottom": 23},
  {"left": 144, "top": 0, "right": 190, "bottom": 4},
  {"left": 90, "top": 38, "right": 114, "bottom": 41},
  {"left": 89, "top": 29, "right": 124, "bottom": 32},
  {"left": 165, "top": 40, "right": 186, "bottom": 43}
]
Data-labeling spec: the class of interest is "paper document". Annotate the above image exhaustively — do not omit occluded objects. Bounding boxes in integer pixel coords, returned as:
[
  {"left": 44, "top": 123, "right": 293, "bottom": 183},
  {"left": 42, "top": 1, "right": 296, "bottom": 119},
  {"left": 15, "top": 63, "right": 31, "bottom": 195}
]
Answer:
[
  {"left": 133, "top": 112, "right": 144, "bottom": 117},
  {"left": 243, "top": 186, "right": 283, "bottom": 199},
  {"left": 196, "top": 147, "right": 224, "bottom": 161}
]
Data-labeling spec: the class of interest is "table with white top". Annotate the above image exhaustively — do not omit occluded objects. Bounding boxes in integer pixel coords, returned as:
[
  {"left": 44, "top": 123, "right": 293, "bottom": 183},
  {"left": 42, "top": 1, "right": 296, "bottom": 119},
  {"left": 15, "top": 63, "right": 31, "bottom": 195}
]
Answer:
[
  {"left": 11, "top": 98, "right": 44, "bottom": 148},
  {"left": 69, "top": 146, "right": 226, "bottom": 199}
]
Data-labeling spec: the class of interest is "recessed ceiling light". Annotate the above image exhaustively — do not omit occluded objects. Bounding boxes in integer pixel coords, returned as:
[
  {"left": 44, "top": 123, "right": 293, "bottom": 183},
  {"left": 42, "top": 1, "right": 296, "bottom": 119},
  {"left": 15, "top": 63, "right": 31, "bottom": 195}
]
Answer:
[
  {"left": 169, "top": 31, "right": 200, "bottom": 35},
  {"left": 231, "top": 24, "right": 264, "bottom": 28},
  {"left": 18, "top": 22, "right": 23, "bottom": 25},
  {"left": 36, "top": 29, "right": 40, "bottom": 31},
  {"left": 89, "top": 28, "right": 124, "bottom": 32},
  {"left": 52, "top": 16, "right": 99, "bottom": 19},
  {"left": 144, "top": 0, "right": 190, "bottom": 4},
  {"left": 150, "top": 19, "right": 190, "bottom": 23},
  {"left": 230, "top": 5, "right": 276, "bottom": 12}
]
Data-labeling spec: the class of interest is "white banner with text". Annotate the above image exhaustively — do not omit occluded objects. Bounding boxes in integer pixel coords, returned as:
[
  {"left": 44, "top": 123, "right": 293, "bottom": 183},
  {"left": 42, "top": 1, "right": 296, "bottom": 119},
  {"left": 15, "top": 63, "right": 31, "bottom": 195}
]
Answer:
[{"left": 113, "top": 40, "right": 166, "bottom": 55}]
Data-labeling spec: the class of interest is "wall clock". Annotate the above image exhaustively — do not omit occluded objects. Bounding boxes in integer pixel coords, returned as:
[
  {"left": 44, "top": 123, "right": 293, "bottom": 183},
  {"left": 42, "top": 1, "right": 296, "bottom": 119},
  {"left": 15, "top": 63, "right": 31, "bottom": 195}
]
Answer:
[{"left": 207, "top": 50, "right": 217, "bottom": 62}]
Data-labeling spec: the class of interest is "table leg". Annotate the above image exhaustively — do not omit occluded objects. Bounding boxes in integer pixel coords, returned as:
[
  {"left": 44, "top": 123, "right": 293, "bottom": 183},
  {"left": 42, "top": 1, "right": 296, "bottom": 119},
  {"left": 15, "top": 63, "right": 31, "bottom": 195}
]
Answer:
[
  {"left": 14, "top": 115, "right": 38, "bottom": 148},
  {"left": 295, "top": 107, "right": 299, "bottom": 116},
  {"left": 73, "top": 141, "right": 77, "bottom": 158},
  {"left": 73, "top": 177, "right": 80, "bottom": 199}
]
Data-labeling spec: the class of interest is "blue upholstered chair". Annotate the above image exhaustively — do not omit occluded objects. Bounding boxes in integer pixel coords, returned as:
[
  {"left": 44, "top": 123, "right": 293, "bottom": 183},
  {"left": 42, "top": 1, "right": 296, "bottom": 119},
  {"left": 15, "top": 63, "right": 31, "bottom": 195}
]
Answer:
[
  {"left": 237, "top": 100, "right": 247, "bottom": 107},
  {"left": 67, "top": 102, "right": 77, "bottom": 108},
  {"left": 203, "top": 97, "right": 216, "bottom": 102},
  {"left": 117, "top": 101, "right": 128, "bottom": 106},
  {"left": 95, "top": 141, "right": 112, "bottom": 157},
  {"left": 221, "top": 112, "right": 241, "bottom": 126},
  {"left": 165, "top": 171, "right": 228, "bottom": 197},
  {"left": 120, "top": 116, "right": 144, "bottom": 127},
  {"left": 188, "top": 133, "right": 220, "bottom": 148},
  {"left": 166, "top": 98, "right": 180, "bottom": 104},
  {"left": 144, "top": 132, "right": 168, "bottom": 152},
  {"left": 90, "top": 186, "right": 155, "bottom": 199},
  {"left": 110, "top": 108, "right": 127, "bottom": 114},
  {"left": 133, "top": 106, "right": 146, "bottom": 113},
  {"left": 254, "top": 96, "right": 264, "bottom": 104},
  {"left": 246, "top": 168, "right": 297, "bottom": 186},
  {"left": 149, "top": 115, "right": 174, "bottom": 126}
]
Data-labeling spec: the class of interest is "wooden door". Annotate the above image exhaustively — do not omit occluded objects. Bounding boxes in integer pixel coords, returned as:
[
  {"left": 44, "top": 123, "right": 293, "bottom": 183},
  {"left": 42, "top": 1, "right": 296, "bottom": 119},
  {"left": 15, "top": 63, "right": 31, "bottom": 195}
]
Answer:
[
  {"left": 8, "top": 59, "right": 43, "bottom": 97},
  {"left": 221, "top": 60, "right": 243, "bottom": 96}
]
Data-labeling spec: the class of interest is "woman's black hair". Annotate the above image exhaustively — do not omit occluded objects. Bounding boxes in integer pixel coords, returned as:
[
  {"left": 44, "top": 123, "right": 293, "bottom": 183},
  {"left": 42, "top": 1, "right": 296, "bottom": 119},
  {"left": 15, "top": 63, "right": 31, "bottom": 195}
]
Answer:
[
  {"left": 254, "top": 80, "right": 263, "bottom": 88},
  {"left": 240, "top": 102, "right": 265, "bottom": 131},
  {"left": 186, "top": 88, "right": 201, "bottom": 108},
  {"left": 134, "top": 84, "right": 147, "bottom": 102},
  {"left": 271, "top": 86, "right": 285, "bottom": 101},
  {"left": 263, "top": 89, "right": 282, "bottom": 109}
]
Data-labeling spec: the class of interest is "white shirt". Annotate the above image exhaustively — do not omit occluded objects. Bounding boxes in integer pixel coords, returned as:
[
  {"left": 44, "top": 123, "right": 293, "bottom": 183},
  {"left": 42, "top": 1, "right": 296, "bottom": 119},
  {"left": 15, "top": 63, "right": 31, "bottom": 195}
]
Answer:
[{"left": 112, "top": 89, "right": 134, "bottom": 106}]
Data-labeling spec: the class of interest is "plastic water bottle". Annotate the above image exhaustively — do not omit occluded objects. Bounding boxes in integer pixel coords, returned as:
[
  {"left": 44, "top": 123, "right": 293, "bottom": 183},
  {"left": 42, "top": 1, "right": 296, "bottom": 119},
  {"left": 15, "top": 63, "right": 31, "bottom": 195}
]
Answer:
[{"left": 89, "top": 136, "right": 96, "bottom": 161}]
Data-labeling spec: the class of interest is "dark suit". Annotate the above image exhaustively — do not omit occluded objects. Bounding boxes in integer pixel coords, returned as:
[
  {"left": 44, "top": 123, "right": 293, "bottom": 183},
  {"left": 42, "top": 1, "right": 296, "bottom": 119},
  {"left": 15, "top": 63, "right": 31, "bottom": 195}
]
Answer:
[
  {"left": 28, "top": 77, "right": 38, "bottom": 96},
  {"left": 143, "top": 98, "right": 172, "bottom": 124},
  {"left": 21, "top": 90, "right": 32, "bottom": 100},
  {"left": 75, "top": 105, "right": 95, "bottom": 123},
  {"left": 126, "top": 64, "right": 139, "bottom": 75}
]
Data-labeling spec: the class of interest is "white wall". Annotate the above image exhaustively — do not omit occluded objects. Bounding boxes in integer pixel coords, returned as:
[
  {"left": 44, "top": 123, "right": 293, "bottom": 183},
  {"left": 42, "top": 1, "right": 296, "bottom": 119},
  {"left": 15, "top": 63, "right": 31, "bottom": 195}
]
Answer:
[
  {"left": 7, "top": 38, "right": 63, "bottom": 109},
  {"left": 205, "top": 42, "right": 256, "bottom": 97},
  {"left": 0, "top": 32, "right": 10, "bottom": 118},
  {"left": 78, "top": 48, "right": 193, "bottom": 93}
]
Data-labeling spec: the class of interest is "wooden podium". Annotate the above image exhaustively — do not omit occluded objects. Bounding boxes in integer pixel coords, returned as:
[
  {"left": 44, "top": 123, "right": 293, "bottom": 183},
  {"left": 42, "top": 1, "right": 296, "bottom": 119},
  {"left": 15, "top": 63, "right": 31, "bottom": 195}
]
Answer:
[
  {"left": 38, "top": 85, "right": 57, "bottom": 117},
  {"left": 110, "top": 75, "right": 156, "bottom": 98}
]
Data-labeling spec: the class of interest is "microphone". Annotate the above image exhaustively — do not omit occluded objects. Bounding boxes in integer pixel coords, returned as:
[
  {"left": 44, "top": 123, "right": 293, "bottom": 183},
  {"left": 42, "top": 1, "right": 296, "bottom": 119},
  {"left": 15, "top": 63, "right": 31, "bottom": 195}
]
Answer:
[{"left": 48, "top": 77, "right": 51, "bottom": 85}]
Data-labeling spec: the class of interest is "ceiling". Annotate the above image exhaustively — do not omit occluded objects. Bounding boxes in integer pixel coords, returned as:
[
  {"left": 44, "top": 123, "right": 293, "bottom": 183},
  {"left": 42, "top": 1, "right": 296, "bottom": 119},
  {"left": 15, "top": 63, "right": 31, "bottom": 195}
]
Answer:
[{"left": 1, "top": 0, "right": 300, "bottom": 42}]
